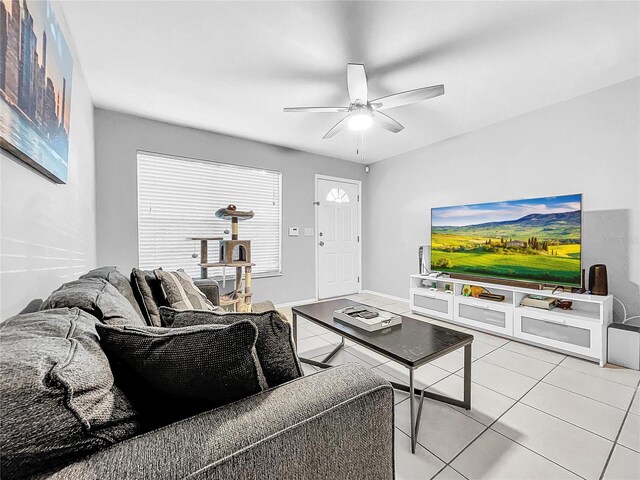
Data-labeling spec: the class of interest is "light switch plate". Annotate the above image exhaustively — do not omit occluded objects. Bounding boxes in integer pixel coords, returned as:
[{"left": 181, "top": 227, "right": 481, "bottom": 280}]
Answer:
[
  {"left": 304, "top": 228, "right": 314, "bottom": 236},
  {"left": 288, "top": 227, "right": 299, "bottom": 236}
]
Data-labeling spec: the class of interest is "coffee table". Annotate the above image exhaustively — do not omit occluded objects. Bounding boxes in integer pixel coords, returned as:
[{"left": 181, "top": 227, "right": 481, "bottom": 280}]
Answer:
[{"left": 291, "top": 299, "right": 473, "bottom": 453}]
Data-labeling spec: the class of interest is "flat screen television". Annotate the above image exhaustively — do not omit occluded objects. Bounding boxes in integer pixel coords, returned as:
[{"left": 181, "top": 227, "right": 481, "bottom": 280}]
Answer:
[{"left": 431, "top": 194, "right": 582, "bottom": 287}]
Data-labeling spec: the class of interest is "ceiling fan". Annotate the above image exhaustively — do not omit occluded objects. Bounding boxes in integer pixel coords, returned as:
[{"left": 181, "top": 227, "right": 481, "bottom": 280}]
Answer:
[{"left": 283, "top": 63, "right": 444, "bottom": 139}]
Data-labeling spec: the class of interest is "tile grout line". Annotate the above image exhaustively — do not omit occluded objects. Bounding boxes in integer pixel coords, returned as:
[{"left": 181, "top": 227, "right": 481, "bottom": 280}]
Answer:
[
  {"left": 394, "top": 426, "right": 451, "bottom": 468},
  {"left": 553, "top": 361, "right": 640, "bottom": 389},
  {"left": 536, "top": 377, "right": 635, "bottom": 412},
  {"left": 433, "top": 361, "right": 590, "bottom": 480},
  {"left": 518, "top": 398, "right": 623, "bottom": 443},
  {"left": 598, "top": 378, "right": 640, "bottom": 480}
]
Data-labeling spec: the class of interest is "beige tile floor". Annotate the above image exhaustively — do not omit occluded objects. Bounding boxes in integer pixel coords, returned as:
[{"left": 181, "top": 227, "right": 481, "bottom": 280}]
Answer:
[{"left": 278, "top": 293, "right": 640, "bottom": 480}]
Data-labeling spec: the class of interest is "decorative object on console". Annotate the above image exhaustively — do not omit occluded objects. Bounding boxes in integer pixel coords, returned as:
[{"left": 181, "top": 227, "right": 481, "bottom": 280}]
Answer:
[
  {"left": 556, "top": 299, "right": 573, "bottom": 310},
  {"left": 470, "top": 285, "right": 485, "bottom": 298},
  {"left": 589, "top": 264, "right": 608, "bottom": 296},
  {"left": 477, "top": 291, "right": 506, "bottom": 302},
  {"left": 0, "top": 0, "right": 73, "bottom": 183},
  {"left": 520, "top": 295, "right": 557, "bottom": 310},
  {"left": 461, "top": 283, "right": 505, "bottom": 301},
  {"left": 421, "top": 280, "right": 438, "bottom": 289}
]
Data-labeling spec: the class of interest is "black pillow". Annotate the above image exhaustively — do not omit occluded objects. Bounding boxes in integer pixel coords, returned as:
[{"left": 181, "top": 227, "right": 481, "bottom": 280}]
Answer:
[
  {"left": 95, "top": 322, "right": 267, "bottom": 428},
  {"left": 161, "top": 307, "right": 303, "bottom": 388},
  {"left": 0, "top": 309, "right": 141, "bottom": 478},
  {"left": 41, "top": 278, "right": 146, "bottom": 326},
  {"left": 130, "top": 268, "right": 167, "bottom": 327}
]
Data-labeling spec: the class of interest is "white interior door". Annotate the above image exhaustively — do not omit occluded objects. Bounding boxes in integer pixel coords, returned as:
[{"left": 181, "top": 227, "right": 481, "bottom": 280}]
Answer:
[{"left": 316, "top": 177, "right": 360, "bottom": 299}]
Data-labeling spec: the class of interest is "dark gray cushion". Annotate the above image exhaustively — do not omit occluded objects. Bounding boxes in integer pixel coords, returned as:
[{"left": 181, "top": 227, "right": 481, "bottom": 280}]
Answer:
[
  {"left": 0, "top": 308, "right": 141, "bottom": 479},
  {"left": 130, "top": 268, "right": 167, "bottom": 327},
  {"left": 154, "top": 269, "right": 215, "bottom": 311},
  {"left": 95, "top": 322, "right": 267, "bottom": 429},
  {"left": 161, "top": 307, "right": 303, "bottom": 388},
  {"left": 80, "top": 267, "right": 145, "bottom": 323},
  {"left": 41, "top": 278, "right": 145, "bottom": 326}
]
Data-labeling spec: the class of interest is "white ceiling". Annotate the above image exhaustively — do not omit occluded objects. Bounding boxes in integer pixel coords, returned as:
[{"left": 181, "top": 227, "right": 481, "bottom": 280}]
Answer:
[{"left": 60, "top": 1, "right": 639, "bottom": 163}]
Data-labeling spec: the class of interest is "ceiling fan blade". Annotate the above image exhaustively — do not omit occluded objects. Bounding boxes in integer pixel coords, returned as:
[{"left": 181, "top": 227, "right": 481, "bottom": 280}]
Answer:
[
  {"left": 375, "top": 111, "right": 404, "bottom": 133},
  {"left": 323, "top": 115, "right": 350, "bottom": 139},
  {"left": 347, "top": 63, "right": 368, "bottom": 104},
  {"left": 283, "top": 106, "right": 350, "bottom": 113},
  {"left": 372, "top": 84, "right": 444, "bottom": 110}
]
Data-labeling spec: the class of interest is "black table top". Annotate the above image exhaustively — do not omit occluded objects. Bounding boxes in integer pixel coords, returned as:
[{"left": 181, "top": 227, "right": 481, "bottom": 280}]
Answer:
[{"left": 292, "top": 299, "right": 474, "bottom": 369}]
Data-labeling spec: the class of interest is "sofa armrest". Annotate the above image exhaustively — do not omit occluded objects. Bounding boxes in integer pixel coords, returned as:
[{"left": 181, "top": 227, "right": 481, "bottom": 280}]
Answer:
[
  {"left": 42, "top": 364, "right": 394, "bottom": 480},
  {"left": 193, "top": 278, "right": 220, "bottom": 306}
]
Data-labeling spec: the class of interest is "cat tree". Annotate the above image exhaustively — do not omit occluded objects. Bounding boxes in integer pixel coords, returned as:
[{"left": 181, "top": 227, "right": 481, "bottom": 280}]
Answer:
[{"left": 189, "top": 205, "right": 255, "bottom": 312}]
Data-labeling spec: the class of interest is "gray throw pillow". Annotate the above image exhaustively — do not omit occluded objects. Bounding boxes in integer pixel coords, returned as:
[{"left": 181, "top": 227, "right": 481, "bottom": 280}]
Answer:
[
  {"left": 154, "top": 269, "right": 215, "bottom": 311},
  {"left": 80, "top": 266, "right": 145, "bottom": 323},
  {"left": 0, "top": 308, "right": 141, "bottom": 479},
  {"left": 95, "top": 322, "right": 267, "bottom": 428},
  {"left": 161, "top": 307, "right": 303, "bottom": 388},
  {"left": 41, "top": 278, "right": 145, "bottom": 326},
  {"left": 130, "top": 268, "right": 167, "bottom": 327}
]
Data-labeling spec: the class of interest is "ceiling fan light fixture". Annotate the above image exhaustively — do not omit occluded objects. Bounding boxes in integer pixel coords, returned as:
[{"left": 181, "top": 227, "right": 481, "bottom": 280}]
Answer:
[{"left": 348, "top": 109, "right": 373, "bottom": 131}]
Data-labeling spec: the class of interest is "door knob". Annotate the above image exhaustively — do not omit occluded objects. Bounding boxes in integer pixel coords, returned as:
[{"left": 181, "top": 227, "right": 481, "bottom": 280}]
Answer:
[{"left": 319, "top": 241, "right": 325, "bottom": 247}]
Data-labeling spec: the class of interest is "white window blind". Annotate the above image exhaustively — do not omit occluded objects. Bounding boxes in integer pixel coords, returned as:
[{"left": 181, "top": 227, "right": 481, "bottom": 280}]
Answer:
[{"left": 137, "top": 152, "right": 281, "bottom": 278}]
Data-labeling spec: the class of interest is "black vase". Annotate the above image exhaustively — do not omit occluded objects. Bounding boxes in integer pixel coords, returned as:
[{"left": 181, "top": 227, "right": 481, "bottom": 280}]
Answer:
[{"left": 588, "top": 264, "right": 608, "bottom": 296}]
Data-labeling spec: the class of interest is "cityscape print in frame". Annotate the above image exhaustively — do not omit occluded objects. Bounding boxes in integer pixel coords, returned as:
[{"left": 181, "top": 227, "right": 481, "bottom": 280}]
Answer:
[{"left": 0, "top": 0, "right": 73, "bottom": 183}]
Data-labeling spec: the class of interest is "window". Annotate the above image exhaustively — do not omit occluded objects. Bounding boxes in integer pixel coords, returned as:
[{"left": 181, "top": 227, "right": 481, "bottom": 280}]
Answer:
[
  {"left": 326, "top": 187, "right": 350, "bottom": 203},
  {"left": 137, "top": 151, "right": 281, "bottom": 278}
]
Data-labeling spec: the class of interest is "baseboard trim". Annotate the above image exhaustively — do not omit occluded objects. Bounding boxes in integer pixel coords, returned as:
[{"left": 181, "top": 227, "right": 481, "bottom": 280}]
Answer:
[
  {"left": 275, "top": 298, "right": 317, "bottom": 308},
  {"left": 361, "top": 290, "right": 408, "bottom": 303}
]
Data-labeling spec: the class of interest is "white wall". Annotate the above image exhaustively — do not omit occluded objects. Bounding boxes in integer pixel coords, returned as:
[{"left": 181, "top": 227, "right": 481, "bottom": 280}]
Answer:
[
  {"left": 94, "top": 109, "right": 365, "bottom": 305},
  {"left": 1, "top": 56, "right": 96, "bottom": 320},
  {"left": 363, "top": 78, "right": 640, "bottom": 322}
]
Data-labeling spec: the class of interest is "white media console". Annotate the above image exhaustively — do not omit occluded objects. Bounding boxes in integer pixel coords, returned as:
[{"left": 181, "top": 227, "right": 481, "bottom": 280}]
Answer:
[{"left": 410, "top": 274, "right": 613, "bottom": 366}]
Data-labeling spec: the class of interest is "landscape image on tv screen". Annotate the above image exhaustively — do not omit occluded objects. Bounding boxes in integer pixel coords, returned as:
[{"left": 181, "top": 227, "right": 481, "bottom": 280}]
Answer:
[{"left": 431, "top": 194, "right": 582, "bottom": 286}]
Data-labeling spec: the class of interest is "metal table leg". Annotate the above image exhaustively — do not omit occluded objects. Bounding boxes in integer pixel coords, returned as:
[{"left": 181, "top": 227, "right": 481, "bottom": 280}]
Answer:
[
  {"left": 409, "top": 368, "right": 416, "bottom": 453},
  {"left": 390, "top": 342, "right": 473, "bottom": 453},
  {"left": 293, "top": 312, "right": 345, "bottom": 368},
  {"left": 292, "top": 312, "right": 298, "bottom": 347},
  {"left": 463, "top": 343, "right": 472, "bottom": 410}
]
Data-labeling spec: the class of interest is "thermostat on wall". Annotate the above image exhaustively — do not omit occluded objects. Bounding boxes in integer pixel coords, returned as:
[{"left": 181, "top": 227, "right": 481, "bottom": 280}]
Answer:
[{"left": 288, "top": 227, "right": 299, "bottom": 236}]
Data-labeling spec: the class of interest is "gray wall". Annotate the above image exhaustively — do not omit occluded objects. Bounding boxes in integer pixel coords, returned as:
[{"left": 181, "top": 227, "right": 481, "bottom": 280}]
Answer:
[
  {"left": 94, "top": 109, "right": 365, "bottom": 305},
  {"left": 363, "top": 78, "right": 640, "bottom": 322},
  {"left": 1, "top": 53, "right": 96, "bottom": 320}
]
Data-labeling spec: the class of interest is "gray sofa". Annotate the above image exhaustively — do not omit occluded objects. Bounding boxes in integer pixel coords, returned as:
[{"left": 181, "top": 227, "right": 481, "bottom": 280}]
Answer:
[{"left": 1, "top": 269, "right": 394, "bottom": 480}]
